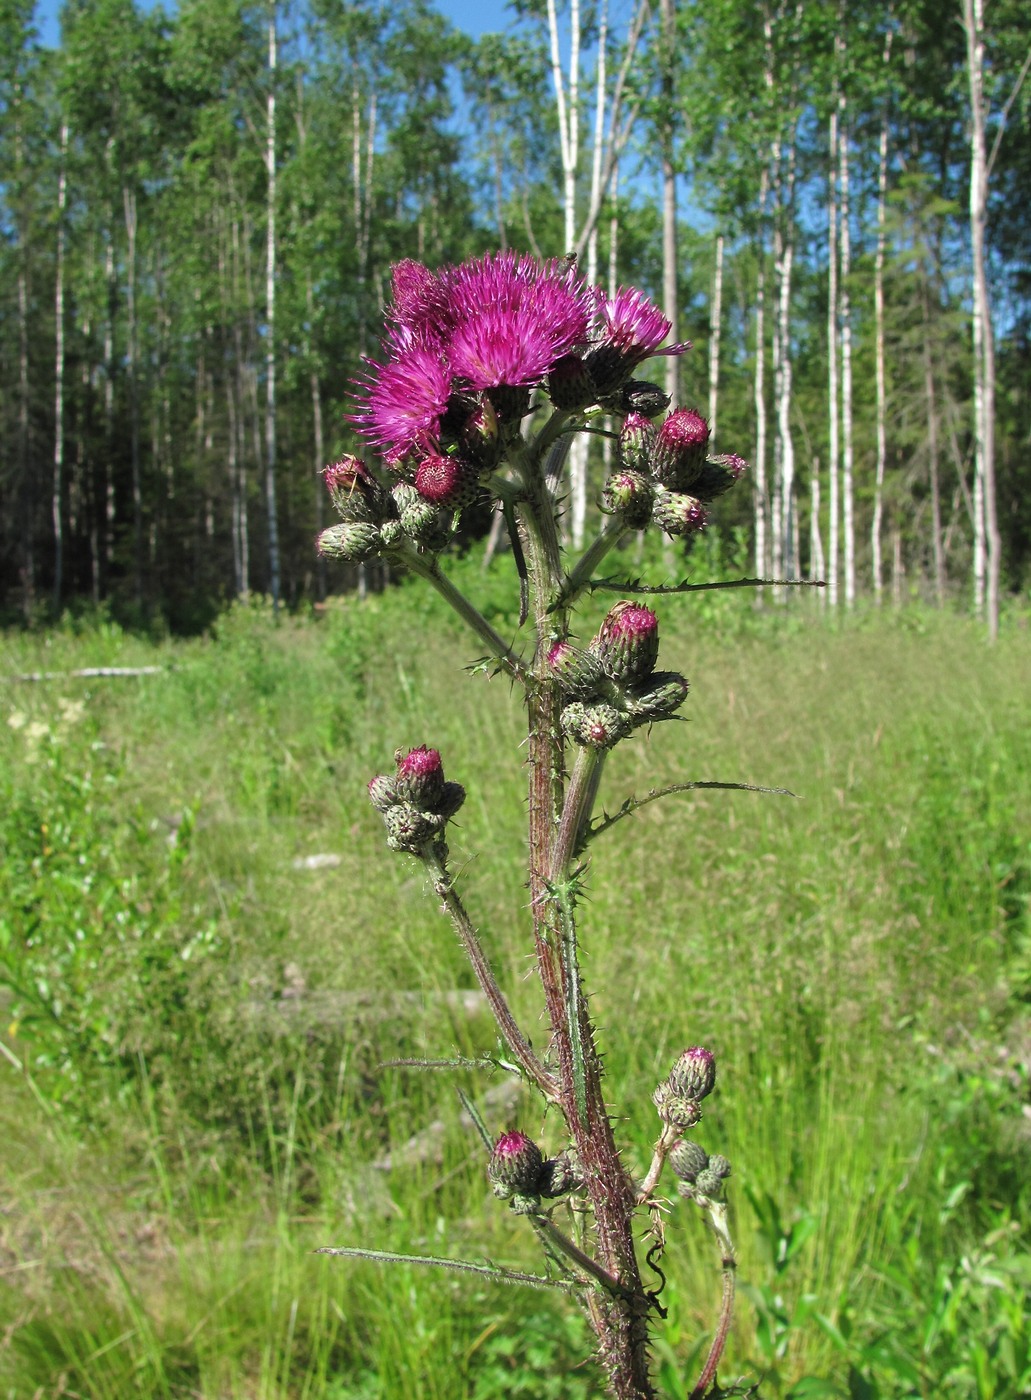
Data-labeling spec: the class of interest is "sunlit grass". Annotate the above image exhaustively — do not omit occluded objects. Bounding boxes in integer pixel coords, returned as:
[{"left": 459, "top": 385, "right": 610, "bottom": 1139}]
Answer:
[{"left": 1, "top": 585, "right": 1029, "bottom": 1396}]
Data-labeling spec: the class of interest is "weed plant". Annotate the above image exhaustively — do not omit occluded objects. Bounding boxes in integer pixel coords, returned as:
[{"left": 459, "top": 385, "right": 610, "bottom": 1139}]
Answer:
[{"left": 2, "top": 584, "right": 1030, "bottom": 1394}]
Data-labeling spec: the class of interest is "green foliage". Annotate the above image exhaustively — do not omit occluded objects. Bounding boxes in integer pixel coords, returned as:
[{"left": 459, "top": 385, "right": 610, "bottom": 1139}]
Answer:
[{"left": 1, "top": 605, "right": 1029, "bottom": 1396}]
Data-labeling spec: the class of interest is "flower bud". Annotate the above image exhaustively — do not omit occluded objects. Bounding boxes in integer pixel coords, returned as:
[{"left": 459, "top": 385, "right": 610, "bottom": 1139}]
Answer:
[
  {"left": 628, "top": 671, "right": 689, "bottom": 725},
  {"left": 691, "top": 453, "right": 748, "bottom": 502},
  {"left": 459, "top": 398, "right": 501, "bottom": 472},
  {"left": 383, "top": 803, "right": 442, "bottom": 853},
  {"left": 602, "top": 470, "right": 653, "bottom": 529},
  {"left": 367, "top": 774, "right": 400, "bottom": 813},
  {"left": 379, "top": 519, "right": 404, "bottom": 549},
  {"left": 538, "top": 1149, "right": 583, "bottom": 1198},
  {"left": 693, "top": 1166, "right": 727, "bottom": 1200},
  {"left": 561, "top": 701, "right": 631, "bottom": 751},
  {"left": 546, "top": 641, "right": 607, "bottom": 697},
  {"left": 652, "top": 1079, "right": 702, "bottom": 1131},
  {"left": 583, "top": 344, "right": 631, "bottom": 397},
  {"left": 708, "top": 1153, "right": 732, "bottom": 1180},
  {"left": 669, "top": 1139, "right": 709, "bottom": 1184},
  {"left": 651, "top": 409, "right": 710, "bottom": 491},
  {"left": 324, "top": 457, "right": 388, "bottom": 523},
  {"left": 414, "top": 453, "right": 481, "bottom": 510},
  {"left": 651, "top": 488, "right": 708, "bottom": 538},
  {"left": 316, "top": 521, "right": 383, "bottom": 563},
  {"left": 599, "top": 380, "right": 671, "bottom": 417},
  {"left": 399, "top": 496, "right": 453, "bottom": 551},
  {"left": 436, "top": 780, "right": 467, "bottom": 821},
  {"left": 488, "top": 1131, "right": 544, "bottom": 1199},
  {"left": 547, "top": 353, "right": 598, "bottom": 411},
  {"left": 618, "top": 413, "right": 656, "bottom": 474},
  {"left": 395, "top": 745, "right": 446, "bottom": 809},
  {"left": 591, "top": 601, "right": 660, "bottom": 686},
  {"left": 669, "top": 1047, "right": 716, "bottom": 1102}
]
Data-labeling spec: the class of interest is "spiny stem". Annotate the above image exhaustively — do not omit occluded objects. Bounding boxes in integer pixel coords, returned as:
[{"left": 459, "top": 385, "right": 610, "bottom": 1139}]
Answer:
[
  {"left": 554, "top": 745, "right": 607, "bottom": 867},
  {"left": 588, "top": 574, "right": 825, "bottom": 597},
  {"left": 689, "top": 1199, "right": 737, "bottom": 1400},
  {"left": 314, "top": 1246, "right": 579, "bottom": 1293},
  {"left": 396, "top": 543, "right": 527, "bottom": 680},
  {"left": 552, "top": 519, "right": 628, "bottom": 612},
  {"left": 531, "top": 1215, "right": 627, "bottom": 1297},
  {"left": 422, "top": 849, "right": 557, "bottom": 1101},
  {"left": 636, "top": 1125, "right": 678, "bottom": 1204}
]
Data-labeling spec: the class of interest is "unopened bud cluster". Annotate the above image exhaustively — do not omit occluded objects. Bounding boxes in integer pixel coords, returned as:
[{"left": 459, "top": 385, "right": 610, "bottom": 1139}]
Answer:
[
  {"left": 550, "top": 601, "right": 688, "bottom": 751},
  {"left": 488, "top": 1132, "right": 582, "bottom": 1214},
  {"left": 368, "top": 746, "right": 465, "bottom": 856},
  {"left": 602, "top": 409, "right": 748, "bottom": 539},
  {"left": 317, "top": 452, "right": 485, "bottom": 565},
  {"left": 653, "top": 1047, "right": 732, "bottom": 1202}
]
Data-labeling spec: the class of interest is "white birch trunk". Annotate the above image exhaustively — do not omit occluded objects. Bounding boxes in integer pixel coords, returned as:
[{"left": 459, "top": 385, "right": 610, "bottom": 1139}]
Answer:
[
  {"left": 809, "top": 464, "right": 825, "bottom": 595},
  {"left": 753, "top": 168, "right": 769, "bottom": 580},
  {"left": 839, "top": 104, "right": 855, "bottom": 608},
  {"left": 265, "top": 3, "right": 282, "bottom": 609},
  {"left": 660, "top": 0, "right": 679, "bottom": 407},
  {"left": 872, "top": 112, "right": 888, "bottom": 601},
  {"left": 962, "top": 0, "right": 1001, "bottom": 639},
  {"left": 707, "top": 232, "right": 723, "bottom": 443},
  {"left": 123, "top": 185, "right": 142, "bottom": 606},
  {"left": 826, "top": 109, "right": 839, "bottom": 607}
]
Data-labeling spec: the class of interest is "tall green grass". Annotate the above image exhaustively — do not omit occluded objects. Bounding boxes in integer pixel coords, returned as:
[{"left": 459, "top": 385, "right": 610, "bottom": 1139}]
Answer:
[{"left": 1, "top": 579, "right": 1029, "bottom": 1397}]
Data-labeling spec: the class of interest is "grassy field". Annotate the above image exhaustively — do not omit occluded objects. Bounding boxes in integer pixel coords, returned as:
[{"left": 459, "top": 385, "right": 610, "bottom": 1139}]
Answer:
[{"left": 1, "top": 560, "right": 1030, "bottom": 1399}]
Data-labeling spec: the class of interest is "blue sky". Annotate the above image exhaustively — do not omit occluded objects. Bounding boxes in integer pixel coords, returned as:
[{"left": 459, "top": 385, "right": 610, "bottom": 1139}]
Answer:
[{"left": 32, "top": 0, "right": 512, "bottom": 46}]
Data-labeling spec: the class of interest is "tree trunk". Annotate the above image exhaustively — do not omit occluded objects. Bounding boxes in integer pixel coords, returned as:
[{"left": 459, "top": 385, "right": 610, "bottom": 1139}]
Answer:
[
  {"left": 871, "top": 109, "right": 889, "bottom": 601},
  {"left": 660, "top": 0, "right": 679, "bottom": 407},
  {"left": 809, "top": 462, "right": 826, "bottom": 594},
  {"left": 123, "top": 185, "right": 143, "bottom": 609},
  {"left": 265, "top": 2, "right": 282, "bottom": 609},
  {"left": 962, "top": 0, "right": 1000, "bottom": 639},
  {"left": 707, "top": 232, "right": 723, "bottom": 443},
  {"left": 52, "top": 122, "right": 69, "bottom": 609},
  {"left": 826, "top": 109, "right": 839, "bottom": 608},
  {"left": 921, "top": 283, "right": 945, "bottom": 605},
  {"left": 753, "top": 168, "right": 769, "bottom": 580},
  {"left": 839, "top": 103, "right": 855, "bottom": 608}
]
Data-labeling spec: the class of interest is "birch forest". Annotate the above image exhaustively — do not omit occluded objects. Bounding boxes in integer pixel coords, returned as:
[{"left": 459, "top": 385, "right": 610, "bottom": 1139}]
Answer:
[{"left": 2, "top": 0, "right": 1029, "bottom": 633}]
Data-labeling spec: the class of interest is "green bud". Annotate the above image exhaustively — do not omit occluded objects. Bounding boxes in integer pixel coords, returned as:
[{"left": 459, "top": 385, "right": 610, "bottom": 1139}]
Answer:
[
  {"left": 693, "top": 1166, "right": 726, "bottom": 1200},
  {"left": 548, "top": 353, "right": 597, "bottom": 411},
  {"left": 382, "top": 804, "right": 442, "bottom": 853},
  {"left": 628, "top": 671, "right": 690, "bottom": 725},
  {"left": 651, "top": 488, "right": 708, "bottom": 538},
  {"left": 561, "top": 701, "right": 632, "bottom": 751},
  {"left": 602, "top": 470, "right": 653, "bottom": 529},
  {"left": 669, "top": 1139, "right": 709, "bottom": 1183},
  {"left": 317, "top": 521, "right": 383, "bottom": 563}
]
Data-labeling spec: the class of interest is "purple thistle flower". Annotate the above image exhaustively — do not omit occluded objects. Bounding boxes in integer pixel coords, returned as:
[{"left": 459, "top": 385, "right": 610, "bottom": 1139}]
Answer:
[
  {"left": 448, "top": 308, "right": 564, "bottom": 391},
  {"left": 444, "top": 253, "right": 593, "bottom": 386},
  {"left": 351, "top": 341, "right": 453, "bottom": 458},
  {"left": 388, "top": 259, "right": 453, "bottom": 342},
  {"left": 596, "top": 286, "right": 673, "bottom": 359}
]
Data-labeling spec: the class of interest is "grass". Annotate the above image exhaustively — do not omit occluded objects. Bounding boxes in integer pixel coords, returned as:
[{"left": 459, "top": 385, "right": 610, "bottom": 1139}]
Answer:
[{"left": 1, "top": 561, "right": 1030, "bottom": 1398}]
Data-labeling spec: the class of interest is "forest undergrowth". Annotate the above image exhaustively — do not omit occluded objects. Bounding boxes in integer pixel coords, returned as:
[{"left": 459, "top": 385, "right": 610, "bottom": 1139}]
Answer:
[{"left": 1, "top": 557, "right": 1029, "bottom": 1399}]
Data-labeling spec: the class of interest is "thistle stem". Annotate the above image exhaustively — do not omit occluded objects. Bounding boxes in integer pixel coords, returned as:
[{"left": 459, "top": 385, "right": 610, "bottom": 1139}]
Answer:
[
  {"left": 554, "top": 519, "right": 628, "bottom": 612},
  {"left": 396, "top": 544, "right": 527, "bottom": 681},
  {"left": 689, "top": 1200, "right": 737, "bottom": 1400},
  {"left": 636, "top": 1125, "right": 678, "bottom": 1204},
  {"left": 554, "top": 746, "right": 607, "bottom": 871},
  {"left": 422, "top": 849, "right": 557, "bottom": 1101}
]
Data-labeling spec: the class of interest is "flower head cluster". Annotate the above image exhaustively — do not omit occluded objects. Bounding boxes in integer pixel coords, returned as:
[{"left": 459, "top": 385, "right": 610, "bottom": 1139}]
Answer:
[
  {"left": 488, "top": 1132, "right": 582, "bottom": 1214},
  {"left": 316, "top": 453, "right": 463, "bottom": 565},
  {"left": 351, "top": 253, "right": 683, "bottom": 480},
  {"left": 549, "top": 600, "right": 689, "bottom": 751},
  {"left": 602, "top": 409, "right": 749, "bottom": 539},
  {"left": 652, "top": 1047, "right": 716, "bottom": 1132},
  {"left": 368, "top": 746, "right": 465, "bottom": 857}
]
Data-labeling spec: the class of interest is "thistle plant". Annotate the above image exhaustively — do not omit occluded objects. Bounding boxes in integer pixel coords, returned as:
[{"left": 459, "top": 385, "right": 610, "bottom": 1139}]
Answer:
[{"left": 316, "top": 252, "right": 798, "bottom": 1399}]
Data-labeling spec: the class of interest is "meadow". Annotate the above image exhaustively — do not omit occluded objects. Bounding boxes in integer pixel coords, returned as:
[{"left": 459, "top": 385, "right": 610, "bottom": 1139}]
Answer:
[{"left": 1, "top": 553, "right": 1029, "bottom": 1399}]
